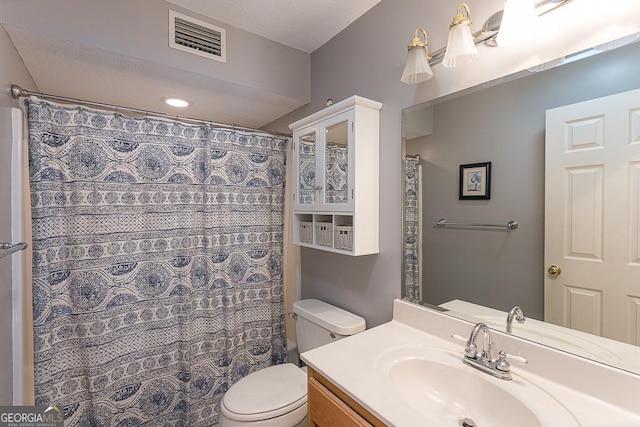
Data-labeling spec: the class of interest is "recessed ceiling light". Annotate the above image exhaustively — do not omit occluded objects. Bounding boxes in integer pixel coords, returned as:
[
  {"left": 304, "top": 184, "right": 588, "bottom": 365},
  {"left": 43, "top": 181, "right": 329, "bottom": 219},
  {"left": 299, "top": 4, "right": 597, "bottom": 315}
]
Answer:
[{"left": 163, "top": 97, "right": 191, "bottom": 108}]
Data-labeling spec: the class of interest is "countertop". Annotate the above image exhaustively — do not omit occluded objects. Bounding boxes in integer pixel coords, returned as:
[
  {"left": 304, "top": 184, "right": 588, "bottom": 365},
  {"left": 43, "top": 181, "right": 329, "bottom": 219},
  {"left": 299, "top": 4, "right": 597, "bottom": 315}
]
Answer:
[{"left": 300, "top": 299, "right": 640, "bottom": 427}]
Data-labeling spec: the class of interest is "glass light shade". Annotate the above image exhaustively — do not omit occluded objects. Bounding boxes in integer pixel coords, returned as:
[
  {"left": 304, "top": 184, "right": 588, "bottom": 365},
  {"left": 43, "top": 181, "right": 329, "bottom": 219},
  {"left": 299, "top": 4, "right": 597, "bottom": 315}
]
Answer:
[
  {"left": 496, "top": 0, "right": 540, "bottom": 46},
  {"left": 401, "top": 47, "right": 433, "bottom": 84},
  {"left": 442, "top": 24, "right": 478, "bottom": 68}
]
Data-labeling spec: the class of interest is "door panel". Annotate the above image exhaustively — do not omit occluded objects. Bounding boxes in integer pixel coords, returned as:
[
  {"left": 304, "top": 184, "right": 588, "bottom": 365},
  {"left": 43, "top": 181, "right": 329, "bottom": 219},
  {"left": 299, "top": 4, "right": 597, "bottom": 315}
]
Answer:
[
  {"left": 629, "top": 162, "right": 640, "bottom": 264},
  {"left": 565, "top": 166, "right": 603, "bottom": 260},
  {"left": 630, "top": 296, "right": 640, "bottom": 345},
  {"left": 564, "top": 285, "right": 603, "bottom": 335}
]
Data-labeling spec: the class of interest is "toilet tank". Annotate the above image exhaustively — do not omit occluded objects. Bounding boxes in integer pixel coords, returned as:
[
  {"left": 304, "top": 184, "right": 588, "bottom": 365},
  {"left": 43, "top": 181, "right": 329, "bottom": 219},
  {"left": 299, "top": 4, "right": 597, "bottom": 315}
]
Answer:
[{"left": 292, "top": 299, "right": 366, "bottom": 354}]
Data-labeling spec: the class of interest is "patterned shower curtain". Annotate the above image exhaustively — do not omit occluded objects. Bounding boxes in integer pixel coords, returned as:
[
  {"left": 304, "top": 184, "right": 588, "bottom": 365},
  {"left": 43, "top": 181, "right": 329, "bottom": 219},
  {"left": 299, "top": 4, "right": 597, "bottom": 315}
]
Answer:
[
  {"left": 403, "top": 157, "right": 421, "bottom": 302},
  {"left": 26, "top": 98, "right": 288, "bottom": 426}
]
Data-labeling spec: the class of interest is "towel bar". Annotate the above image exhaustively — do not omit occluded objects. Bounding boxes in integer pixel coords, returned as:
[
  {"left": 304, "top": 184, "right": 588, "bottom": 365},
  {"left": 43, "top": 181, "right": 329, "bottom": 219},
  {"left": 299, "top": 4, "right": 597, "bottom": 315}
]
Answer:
[
  {"left": 0, "top": 242, "right": 28, "bottom": 259},
  {"left": 435, "top": 218, "right": 518, "bottom": 231}
]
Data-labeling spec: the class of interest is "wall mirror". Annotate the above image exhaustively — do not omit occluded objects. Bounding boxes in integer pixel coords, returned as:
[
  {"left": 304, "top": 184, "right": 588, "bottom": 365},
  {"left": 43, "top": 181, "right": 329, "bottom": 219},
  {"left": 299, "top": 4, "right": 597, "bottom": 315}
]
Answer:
[
  {"left": 401, "top": 33, "right": 640, "bottom": 376},
  {"left": 297, "top": 131, "right": 317, "bottom": 205},
  {"left": 325, "top": 121, "right": 349, "bottom": 204}
]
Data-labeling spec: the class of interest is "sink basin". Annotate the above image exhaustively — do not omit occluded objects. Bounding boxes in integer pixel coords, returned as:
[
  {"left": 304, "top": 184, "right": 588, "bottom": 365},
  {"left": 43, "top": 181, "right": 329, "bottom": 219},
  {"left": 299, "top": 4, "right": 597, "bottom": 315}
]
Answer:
[{"left": 375, "top": 345, "right": 579, "bottom": 427}]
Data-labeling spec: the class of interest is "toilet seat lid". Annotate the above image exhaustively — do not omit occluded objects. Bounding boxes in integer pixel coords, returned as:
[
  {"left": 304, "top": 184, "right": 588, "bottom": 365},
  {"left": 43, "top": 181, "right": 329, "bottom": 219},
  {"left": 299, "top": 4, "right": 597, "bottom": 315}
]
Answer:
[{"left": 222, "top": 363, "right": 307, "bottom": 421}]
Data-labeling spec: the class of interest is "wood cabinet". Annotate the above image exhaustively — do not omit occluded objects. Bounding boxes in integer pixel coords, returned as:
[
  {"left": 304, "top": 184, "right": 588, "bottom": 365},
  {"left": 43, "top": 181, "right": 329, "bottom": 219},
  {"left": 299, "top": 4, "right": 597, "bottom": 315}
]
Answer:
[
  {"left": 307, "top": 367, "right": 386, "bottom": 427},
  {"left": 289, "top": 96, "right": 381, "bottom": 256}
]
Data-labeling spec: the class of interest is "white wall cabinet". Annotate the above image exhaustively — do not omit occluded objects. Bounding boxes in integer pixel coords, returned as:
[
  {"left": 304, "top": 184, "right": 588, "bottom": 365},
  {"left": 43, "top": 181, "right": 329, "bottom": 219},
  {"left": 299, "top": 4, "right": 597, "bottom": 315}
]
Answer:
[{"left": 289, "top": 95, "right": 381, "bottom": 256}]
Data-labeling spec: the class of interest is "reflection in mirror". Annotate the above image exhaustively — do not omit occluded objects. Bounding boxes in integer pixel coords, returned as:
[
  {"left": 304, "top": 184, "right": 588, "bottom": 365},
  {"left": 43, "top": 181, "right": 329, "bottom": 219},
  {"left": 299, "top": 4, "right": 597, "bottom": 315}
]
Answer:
[
  {"left": 297, "top": 131, "right": 316, "bottom": 205},
  {"left": 325, "top": 121, "right": 349, "bottom": 204},
  {"left": 401, "top": 35, "right": 640, "bottom": 375},
  {"left": 404, "top": 156, "right": 422, "bottom": 302}
]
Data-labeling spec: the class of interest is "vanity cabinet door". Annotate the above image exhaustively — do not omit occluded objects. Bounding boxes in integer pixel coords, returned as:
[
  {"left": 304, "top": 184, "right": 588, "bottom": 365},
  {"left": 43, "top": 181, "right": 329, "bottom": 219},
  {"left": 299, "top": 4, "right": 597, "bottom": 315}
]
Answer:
[
  {"left": 308, "top": 377, "right": 372, "bottom": 427},
  {"left": 307, "top": 368, "right": 387, "bottom": 427}
]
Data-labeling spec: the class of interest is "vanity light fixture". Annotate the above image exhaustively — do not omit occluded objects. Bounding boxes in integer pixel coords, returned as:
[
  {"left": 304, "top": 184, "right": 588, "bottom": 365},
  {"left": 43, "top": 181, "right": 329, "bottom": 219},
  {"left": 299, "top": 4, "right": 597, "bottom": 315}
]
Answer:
[
  {"left": 442, "top": 3, "right": 478, "bottom": 68},
  {"left": 496, "top": 0, "right": 541, "bottom": 46},
  {"left": 163, "top": 97, "right": 191, "bottom": 108},
  {"left": 400, "top": 0, "right": 573, "bottom": 84},
  {"left": 401, "top": 27, "right": 434, "bottom": 84}
]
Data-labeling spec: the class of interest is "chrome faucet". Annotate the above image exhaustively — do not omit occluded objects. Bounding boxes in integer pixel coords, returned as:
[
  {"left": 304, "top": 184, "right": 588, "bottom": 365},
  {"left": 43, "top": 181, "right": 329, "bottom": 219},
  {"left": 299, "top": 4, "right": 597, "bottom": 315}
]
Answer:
[
  {"left": 506, "top": 306, "right": 526, "bottom": 333},
  {"left": 465, "top": 322, "right": 492, "bottom": 359},
  {"left": 463, "top": 322, "right": 512, "bottom": 380}
]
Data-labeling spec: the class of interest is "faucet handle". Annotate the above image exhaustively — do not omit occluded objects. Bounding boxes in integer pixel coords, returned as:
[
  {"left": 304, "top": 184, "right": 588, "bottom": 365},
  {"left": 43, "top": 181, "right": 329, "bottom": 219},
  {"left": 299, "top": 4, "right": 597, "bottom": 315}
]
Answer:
[
  {"left": 495, "top": 351, "right": 510, "bottom": 372},
  {"left": 464, "top": 341, "right": 478, "bottom": 359},
  {"left": 504, "top": 352, "right": 528, "bottom": 367},
  {"left": 450, "top": 334, "right": 479, "bottom": 358}
]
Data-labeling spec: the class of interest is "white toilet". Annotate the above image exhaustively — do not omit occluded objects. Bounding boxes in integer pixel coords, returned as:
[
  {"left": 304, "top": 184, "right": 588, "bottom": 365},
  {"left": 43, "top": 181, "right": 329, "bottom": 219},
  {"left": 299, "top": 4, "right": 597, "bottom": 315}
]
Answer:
[{"left": 219, "top": 299, "right": 366, "bottom": 427}]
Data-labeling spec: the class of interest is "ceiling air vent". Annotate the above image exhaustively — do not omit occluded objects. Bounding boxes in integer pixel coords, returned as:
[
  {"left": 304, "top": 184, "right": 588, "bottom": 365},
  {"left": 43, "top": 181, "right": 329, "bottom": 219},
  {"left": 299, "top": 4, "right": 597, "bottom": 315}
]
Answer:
[{"left": 169, "top": 10, "right": 226, "bottom": 63}]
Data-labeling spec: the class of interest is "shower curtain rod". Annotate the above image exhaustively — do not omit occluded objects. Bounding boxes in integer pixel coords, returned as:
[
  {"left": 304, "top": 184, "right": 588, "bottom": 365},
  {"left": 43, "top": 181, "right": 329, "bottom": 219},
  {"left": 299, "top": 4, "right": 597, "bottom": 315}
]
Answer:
[{"left": 10, "top": 84, "right": 292, "bottom": 138}]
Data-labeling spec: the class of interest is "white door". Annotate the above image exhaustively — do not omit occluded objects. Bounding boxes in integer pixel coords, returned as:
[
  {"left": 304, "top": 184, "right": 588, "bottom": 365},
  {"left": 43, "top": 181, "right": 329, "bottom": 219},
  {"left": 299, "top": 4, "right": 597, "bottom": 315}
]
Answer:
[{"left": 545, "top": 88, "right": 640, "bottom": 345}]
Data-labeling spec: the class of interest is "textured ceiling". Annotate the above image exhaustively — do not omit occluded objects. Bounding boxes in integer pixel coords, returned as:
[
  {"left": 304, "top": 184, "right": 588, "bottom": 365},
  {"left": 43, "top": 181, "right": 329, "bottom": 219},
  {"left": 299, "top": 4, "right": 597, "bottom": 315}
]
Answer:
[{"left": 165, "top": 0, "right": 383, "bottom": 53}]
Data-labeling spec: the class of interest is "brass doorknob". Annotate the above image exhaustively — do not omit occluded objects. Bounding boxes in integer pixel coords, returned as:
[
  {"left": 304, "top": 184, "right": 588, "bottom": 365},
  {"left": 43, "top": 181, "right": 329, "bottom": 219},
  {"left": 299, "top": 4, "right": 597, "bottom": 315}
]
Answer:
[{"left": 547, "top": 265, "right": 562, "bottom": 276}]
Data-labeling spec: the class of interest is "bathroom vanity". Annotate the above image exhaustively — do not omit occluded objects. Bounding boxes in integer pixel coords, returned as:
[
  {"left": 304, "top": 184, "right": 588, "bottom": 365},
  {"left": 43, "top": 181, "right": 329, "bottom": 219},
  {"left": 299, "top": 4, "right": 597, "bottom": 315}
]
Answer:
[{"left": 301, "top": 299, "right": 640, "bottom": 426}]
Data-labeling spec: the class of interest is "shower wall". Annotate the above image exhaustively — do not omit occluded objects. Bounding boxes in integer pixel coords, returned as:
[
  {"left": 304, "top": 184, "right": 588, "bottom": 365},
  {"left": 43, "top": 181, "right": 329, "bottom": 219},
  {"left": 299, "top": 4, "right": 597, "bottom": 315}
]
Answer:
[{"left": 0, "top": 25, "right": 37, "bottom": 405}]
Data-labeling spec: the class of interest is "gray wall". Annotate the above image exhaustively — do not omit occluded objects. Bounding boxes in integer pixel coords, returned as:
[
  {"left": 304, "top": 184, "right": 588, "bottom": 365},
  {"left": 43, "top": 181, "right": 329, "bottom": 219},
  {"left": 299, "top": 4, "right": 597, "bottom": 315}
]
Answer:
[
  {"left": 406, "top": 41, "right": 640, "bottom": 319},
  {"left": 265, "top": 1, "right": 410, "bottom": 326},
  {"left": 297, "top": 0, "right": 442, "bottom": 327},
  {"left": 0, "top": 24, "right": 36, "bottom": 404},
  {"left": 265, "top": 0, "right": 506, "bottom": 326},
  {"left": 266, "top": 0, "right": 640, "bottom": 328}
]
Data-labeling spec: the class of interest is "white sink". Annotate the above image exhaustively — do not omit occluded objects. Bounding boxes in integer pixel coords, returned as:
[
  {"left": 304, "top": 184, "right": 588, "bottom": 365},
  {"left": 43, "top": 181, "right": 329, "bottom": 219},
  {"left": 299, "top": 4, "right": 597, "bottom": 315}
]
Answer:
[{"left": 375, "top": 344, "right": 579, "bottom": 427}]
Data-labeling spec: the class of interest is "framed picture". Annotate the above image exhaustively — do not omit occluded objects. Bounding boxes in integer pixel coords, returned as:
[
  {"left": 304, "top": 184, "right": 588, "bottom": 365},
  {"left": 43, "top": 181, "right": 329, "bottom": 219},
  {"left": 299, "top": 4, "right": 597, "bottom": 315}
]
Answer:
[{"left": 459, "top": 162, "right": 491, "bottom": 200}]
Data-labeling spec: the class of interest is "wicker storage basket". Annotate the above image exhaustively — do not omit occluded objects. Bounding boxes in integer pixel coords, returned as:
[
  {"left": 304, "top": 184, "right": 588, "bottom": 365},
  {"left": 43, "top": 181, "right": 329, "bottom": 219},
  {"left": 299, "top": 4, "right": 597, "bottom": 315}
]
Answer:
[
  {"left": 315, "top": 222, "right": 333, "bottom": 247},
  {"left": 299, "top": 221, "right": 313, "bottom": 244},
  {"left": 334, "top": 225, "right": 353, "bottom": 251}
]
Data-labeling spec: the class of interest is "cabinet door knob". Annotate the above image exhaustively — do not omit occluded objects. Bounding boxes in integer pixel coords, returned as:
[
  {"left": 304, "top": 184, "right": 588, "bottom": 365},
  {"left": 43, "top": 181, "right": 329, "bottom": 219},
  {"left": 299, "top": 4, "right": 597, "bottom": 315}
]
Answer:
[{"left": 314, "top": 185, "right": 323, "bottom": 191}]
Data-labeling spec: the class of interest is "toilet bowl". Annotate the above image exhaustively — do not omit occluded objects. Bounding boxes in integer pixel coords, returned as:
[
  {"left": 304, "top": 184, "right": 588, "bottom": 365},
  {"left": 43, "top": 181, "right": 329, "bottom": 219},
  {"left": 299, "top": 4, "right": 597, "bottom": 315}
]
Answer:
[
  {"left": 219, "top": 363, "right": 308, "bottom": 427},
  {"left": 218, "top": 299, "right": 366, "bottom": 427}
]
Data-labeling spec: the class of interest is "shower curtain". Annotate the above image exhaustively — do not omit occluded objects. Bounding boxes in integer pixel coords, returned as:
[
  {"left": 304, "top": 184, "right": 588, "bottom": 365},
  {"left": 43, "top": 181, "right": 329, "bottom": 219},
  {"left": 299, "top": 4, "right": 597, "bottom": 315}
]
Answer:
[
  {"left": 403, "top": 157, "right": 421, "bottom": 302},
  {"left": 26, "top": 98, "right": 288, "bottom": 426}
]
